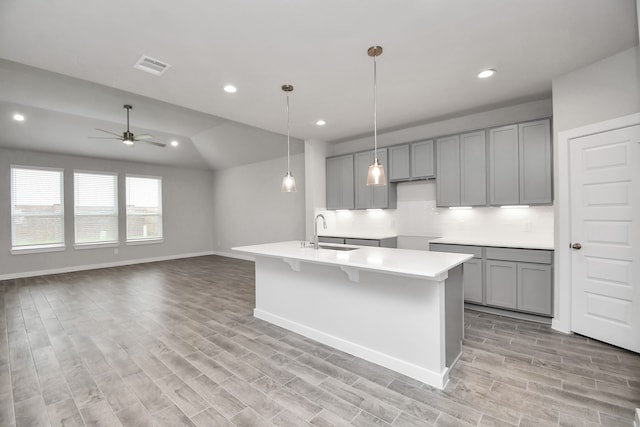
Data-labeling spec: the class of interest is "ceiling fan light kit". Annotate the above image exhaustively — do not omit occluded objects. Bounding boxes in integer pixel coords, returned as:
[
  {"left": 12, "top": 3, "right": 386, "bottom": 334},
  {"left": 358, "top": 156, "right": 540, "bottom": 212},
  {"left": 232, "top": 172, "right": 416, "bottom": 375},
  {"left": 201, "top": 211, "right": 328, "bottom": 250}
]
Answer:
[{"left": 88, "top": 104, "right": 166, "bottom": 148}]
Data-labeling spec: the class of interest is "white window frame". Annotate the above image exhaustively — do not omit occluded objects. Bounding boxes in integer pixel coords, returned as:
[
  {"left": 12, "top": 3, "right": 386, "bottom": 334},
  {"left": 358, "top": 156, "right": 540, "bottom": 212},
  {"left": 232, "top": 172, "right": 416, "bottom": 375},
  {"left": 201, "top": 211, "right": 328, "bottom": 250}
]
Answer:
[
  {"left": 10, "top": 165, "right": 65, "bottom": 255},
  {"left": 73, "top": 170, "right": 119, "bottom": 249},
  {"left": 125, "top": 174, "right": 163, "bottom": 244}
]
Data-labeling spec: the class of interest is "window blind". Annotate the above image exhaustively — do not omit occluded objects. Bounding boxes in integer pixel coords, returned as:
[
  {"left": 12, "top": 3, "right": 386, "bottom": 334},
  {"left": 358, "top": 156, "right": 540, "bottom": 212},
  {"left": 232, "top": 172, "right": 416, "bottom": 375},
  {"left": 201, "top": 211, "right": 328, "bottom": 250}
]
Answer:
[
  {"left": 74, "top": 172, "right": 118, "bottom": 245},
  {"left": 126, "top": 175, "right": 163, "bottom": 241},
  {"left": 11, "top": 166, "right": 64, "bottom": 249}
]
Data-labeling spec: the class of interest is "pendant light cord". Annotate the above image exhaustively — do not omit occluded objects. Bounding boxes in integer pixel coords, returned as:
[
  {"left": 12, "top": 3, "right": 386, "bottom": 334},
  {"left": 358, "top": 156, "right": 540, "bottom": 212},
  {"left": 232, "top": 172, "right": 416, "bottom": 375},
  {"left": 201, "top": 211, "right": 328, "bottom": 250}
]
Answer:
[
  {"left": 286, "top": 92, "right": 291, "bottom": 173},
  {"left": 373, "top": 53, "right": 378, "bottom": 163}
]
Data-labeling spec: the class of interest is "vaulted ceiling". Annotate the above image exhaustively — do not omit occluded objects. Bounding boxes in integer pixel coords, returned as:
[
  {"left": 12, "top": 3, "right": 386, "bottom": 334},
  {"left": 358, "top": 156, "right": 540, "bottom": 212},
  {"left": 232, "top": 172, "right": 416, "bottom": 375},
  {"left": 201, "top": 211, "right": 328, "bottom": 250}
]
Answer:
[{"left": 0, "top": 0, "right": 637, "bottom": 170}]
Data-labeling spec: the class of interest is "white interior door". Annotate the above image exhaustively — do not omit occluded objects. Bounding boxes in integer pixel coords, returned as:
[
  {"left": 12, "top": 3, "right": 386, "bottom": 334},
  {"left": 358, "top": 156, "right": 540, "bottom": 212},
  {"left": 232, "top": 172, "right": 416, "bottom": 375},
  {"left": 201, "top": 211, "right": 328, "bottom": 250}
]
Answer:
[{"left": 570, "top": 125, "right": 640, "bottom": 353}]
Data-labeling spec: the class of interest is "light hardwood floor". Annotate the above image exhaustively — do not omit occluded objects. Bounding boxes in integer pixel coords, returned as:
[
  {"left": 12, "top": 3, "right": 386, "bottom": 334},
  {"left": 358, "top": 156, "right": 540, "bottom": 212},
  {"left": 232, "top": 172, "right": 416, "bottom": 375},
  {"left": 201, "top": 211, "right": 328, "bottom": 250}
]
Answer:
[{"left": 1, "top": 255, "right": 638, "bottom": 426}]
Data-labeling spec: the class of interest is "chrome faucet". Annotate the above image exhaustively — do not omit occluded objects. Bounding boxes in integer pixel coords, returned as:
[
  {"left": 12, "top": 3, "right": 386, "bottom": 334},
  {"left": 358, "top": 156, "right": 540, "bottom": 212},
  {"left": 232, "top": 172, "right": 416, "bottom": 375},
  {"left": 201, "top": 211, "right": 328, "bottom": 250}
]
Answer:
[{"left": 313, "top": 214, "right": 327, "bottom": 249}]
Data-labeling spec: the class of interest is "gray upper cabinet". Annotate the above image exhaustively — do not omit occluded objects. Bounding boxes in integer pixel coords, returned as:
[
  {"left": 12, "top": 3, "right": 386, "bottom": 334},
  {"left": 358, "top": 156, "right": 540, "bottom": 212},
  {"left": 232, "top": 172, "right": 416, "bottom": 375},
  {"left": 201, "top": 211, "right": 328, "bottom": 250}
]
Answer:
[
  {"left": 388, "top": 140, "right": 434, "bottom": 182},
  {"left": 519, "top": 120, "right": 552, "bottom": 204},
  {"left": 436, "top": 135, "right": 461, "bottom": 207},
  {"left": 326, "top": 154, "right": 354, "bottom": 210},
  {"left": 460, "top": 131, "right": 487, "bottom": 206},
  {"left": 437, "top": 131, "right": 486, "bottom": 207},
  {"left": 388, "top": 144, "right": 410, "bottom": 181},
  {"left": 411, "top": 140, "right": 435, "bottom": 179},
  {"left": 489, "top": 119, "right": 552, "bottom": 205},
  {"left": 488, "top": 124, "right": 519, "bottom": 205},
  {"left": 355, "top": 148, "right": 395, "bottom": 209}
]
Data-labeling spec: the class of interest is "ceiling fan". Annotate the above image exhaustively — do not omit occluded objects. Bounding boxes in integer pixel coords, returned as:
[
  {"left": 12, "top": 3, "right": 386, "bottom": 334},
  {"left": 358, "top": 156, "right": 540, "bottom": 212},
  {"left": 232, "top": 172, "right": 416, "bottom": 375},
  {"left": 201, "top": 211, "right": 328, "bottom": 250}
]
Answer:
[{"left": 89, "top": 105, "right": 166, "bottom": 147}]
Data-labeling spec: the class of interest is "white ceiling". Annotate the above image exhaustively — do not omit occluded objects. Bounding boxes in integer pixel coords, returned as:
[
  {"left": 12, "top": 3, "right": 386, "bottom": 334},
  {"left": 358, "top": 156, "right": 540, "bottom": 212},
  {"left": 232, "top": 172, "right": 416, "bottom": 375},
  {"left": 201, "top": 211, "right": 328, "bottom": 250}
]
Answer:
[{"left": 0, "top": 0, "right": 637, "bottom": 169}]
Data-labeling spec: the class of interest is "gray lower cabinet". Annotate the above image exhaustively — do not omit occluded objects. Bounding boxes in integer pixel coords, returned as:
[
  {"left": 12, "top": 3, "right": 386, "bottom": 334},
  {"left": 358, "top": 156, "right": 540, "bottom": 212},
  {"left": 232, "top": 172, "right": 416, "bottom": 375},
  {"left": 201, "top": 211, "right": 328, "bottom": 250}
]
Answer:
[
  {"left": 430, "top": 243, "right": 553, "bottom": 317},
  {"left": 462, "top": 258, "right": 483, "bottom": 304},
  {"left": 318, "top": 236, "right": 397, "bottom": 248},
  {"left": 354, "top": 148, "right": 395, "bottom": 209},
  {"left": 429, "top": 243, "right": 483, "bottom": 303},
  {"left": 326, "top": 154, "right": 354, "bottom": 210},
  {"left": 517, "top": 263, "right": 552, "bottom": 315},
  {"left": 485, "top": 247, "right": 553, "bottom": 316},
  {"left": 485, "top": 260, "right": 518, "bottom": 309},
  {"left": 489, "top": 119, "right": 552, "bottom": 205},
  {"left": 436, "top": 131, "right": 486, "bottom": 207}
]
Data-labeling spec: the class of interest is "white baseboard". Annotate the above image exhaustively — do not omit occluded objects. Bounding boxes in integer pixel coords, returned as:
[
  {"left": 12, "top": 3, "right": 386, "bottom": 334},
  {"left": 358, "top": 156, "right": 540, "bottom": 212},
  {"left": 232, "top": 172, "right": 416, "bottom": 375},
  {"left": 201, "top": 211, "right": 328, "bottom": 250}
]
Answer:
[
  {"left": 634, "top": 407, "right": 639, "bottom": 427},
  {"left": 0, "top": 251, "right": 217, "bottom": 281},
  {"left": 212, "top": 250, "right": 255, "bottom": 262},
  {"left": 254, "top": 308, "right": 449, "bottom": 389}
]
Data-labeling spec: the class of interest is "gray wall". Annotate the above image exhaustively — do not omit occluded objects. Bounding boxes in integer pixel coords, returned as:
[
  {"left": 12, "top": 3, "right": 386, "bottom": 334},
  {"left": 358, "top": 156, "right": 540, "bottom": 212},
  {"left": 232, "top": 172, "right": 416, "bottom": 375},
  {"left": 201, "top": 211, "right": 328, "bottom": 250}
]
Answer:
[
  {"left": 0, "top": 148, "right": 215, "bottom": 278},
  {"left": 552, "top": 46, "right": 640, "bottom": 134},
  {"left": 211, "top": 153, "right": 306, "bottom": 257}
]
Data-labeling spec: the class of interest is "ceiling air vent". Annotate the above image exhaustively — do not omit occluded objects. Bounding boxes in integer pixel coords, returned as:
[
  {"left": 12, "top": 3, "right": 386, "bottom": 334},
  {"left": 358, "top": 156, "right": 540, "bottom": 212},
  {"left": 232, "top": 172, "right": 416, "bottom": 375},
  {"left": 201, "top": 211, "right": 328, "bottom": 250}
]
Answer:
[{"left": 133, "top": 55, "right": 171, "bottom": 76}]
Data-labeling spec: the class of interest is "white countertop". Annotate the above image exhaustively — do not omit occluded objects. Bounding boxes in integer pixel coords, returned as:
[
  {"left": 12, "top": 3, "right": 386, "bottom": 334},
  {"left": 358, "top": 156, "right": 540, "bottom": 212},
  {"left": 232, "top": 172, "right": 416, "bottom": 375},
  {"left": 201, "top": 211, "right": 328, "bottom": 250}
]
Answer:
[
  {"left": 429, "top": 237, "right": 554, "bottom": 250},
  {"left": 318, "top": 233, "right": 397, "bottom": 240},
  {"left": 233, "top": 241, "right": 472, "bottom": 280}
]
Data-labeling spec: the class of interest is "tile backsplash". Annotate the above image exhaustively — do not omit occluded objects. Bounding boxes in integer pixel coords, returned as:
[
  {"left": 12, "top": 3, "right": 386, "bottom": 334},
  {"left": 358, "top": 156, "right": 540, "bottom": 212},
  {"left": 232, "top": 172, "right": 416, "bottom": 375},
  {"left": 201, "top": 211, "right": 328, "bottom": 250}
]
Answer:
[{"left": 316, "top": 180, "right": 554, "bottom": 248}]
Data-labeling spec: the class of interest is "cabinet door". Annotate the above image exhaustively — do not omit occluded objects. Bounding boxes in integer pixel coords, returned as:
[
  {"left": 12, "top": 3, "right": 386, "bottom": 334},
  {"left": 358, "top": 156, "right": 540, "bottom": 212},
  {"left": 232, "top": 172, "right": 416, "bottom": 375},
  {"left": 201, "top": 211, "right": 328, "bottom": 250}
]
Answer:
[
  {"left": 326, "top": 154, "right": 354, "bottom": 210},
  {"left": 411, "top": 140, "right": 435, "bottom": 179},
  {"left": 519, "top": 119, "right": 552, "bottom": 204},
  {"left": 436, "top": 135, "right": 461, "bottom": 207},
  {"left": 354, "top": 151, "right": 372, "bottom": 209},
  {"left": 485, "top": 260, "right": 517, "bottom": 309},
  {"left": 388, "top": 144, "right": 410, "bottom": 181},
  {"left": 489, "top": 125, "right": 519, "bottom": 205},
  {"left": 345, "top": 238, "right": 380, "bottom": 247},
  {"left": 517, "top": 263, "right": 552, "bottom": 316},
  {"left": 460, "top": 131, "right": 487, "bottom": 206},
  {"left": 318, "top": 237, "right": 346, "bottom": 244},
  {"left": 463, "top": 259, "right": 483, "bottom": 304}
]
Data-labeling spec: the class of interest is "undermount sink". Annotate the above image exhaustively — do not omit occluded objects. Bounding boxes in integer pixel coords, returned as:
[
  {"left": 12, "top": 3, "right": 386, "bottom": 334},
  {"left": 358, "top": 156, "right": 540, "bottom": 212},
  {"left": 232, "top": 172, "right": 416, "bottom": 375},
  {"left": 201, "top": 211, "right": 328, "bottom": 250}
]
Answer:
[{"left": 318, "top": 245, "right": 360, "bottom": 251}]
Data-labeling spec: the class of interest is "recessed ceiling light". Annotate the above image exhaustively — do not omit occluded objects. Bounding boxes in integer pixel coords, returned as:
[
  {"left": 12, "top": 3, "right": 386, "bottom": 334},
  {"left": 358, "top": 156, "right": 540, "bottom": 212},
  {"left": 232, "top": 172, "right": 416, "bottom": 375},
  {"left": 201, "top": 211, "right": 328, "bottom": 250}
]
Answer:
[
  {"left": 13, "top": 113, "right": 25, "bottom": 122},
  {"left": 315, "top": 119, "right": 326, "bottom": 126},
  {"left": 478, "top": 69, "right": 496, "bottom": 79},
  {"left": 170, "top": 140, "right": 179, "bottom": 147},
  {"left": 223, "top": 85, "right": 237, "bottom": 93}
]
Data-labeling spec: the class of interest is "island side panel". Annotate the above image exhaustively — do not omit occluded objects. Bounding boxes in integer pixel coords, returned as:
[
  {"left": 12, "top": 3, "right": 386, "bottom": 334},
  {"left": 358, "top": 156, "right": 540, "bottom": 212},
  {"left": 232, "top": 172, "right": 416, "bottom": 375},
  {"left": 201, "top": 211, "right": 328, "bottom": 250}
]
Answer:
[
  {"left": 253, "top": 256, "right": 450, "bottom": 388},
  {"left": 444, "top": 264, "right": 464, "bottom": 367}
]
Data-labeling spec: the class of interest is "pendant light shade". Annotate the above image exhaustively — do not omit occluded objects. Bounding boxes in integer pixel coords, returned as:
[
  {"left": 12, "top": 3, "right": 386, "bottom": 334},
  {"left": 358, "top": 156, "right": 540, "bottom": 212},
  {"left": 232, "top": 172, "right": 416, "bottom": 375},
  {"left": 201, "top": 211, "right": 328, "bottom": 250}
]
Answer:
[
  {"left": 281, "top": 84, "right": 297, "bottom": 192},
  {"left": 366, "top": 45, "right": 386, "bottom": 186}
]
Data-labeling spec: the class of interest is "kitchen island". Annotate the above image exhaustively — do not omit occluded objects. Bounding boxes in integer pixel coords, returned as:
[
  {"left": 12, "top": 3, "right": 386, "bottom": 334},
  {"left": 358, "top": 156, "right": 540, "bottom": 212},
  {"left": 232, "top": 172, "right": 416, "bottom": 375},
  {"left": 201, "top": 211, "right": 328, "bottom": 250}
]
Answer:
[{"left": 232, "top": 241, "right": 473, "bottom": 389}]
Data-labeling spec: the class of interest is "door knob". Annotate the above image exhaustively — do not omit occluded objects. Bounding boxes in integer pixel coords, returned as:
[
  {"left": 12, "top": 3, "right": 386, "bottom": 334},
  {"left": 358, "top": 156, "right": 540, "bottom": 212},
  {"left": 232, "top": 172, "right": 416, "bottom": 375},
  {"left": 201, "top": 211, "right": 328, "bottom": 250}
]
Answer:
[{"left": 572, "top": 243, "right": 582, "bottom": 250}]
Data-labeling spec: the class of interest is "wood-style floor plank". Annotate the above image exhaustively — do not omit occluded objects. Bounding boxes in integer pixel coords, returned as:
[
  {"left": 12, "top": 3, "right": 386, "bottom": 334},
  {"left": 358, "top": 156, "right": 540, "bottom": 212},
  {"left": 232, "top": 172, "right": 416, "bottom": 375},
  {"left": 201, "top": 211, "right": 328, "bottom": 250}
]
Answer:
[{"left": 1, "top": 255, "right": 638, "bottom": 426}]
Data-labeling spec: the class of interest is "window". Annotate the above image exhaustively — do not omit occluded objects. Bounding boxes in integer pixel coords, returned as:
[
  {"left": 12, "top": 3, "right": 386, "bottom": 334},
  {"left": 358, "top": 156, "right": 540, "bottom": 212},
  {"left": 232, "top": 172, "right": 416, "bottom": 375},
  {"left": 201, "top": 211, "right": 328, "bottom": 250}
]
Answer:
[
  {"left": 126, "top": 175, "right": 163, "bottom": 242},
  {"left": 10, "top": 166, "right": 64, "bottom": 251},
  {"left": 74, "top": 171, "right": 118, "bottom": 246}
]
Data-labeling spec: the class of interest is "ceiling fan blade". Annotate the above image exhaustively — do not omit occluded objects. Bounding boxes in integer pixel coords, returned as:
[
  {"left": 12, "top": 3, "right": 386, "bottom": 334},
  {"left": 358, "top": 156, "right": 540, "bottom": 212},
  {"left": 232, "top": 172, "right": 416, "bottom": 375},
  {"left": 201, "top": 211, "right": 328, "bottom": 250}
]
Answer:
[
  {"left": 141, "top": 140, "right": 166, "bottom": 148},
  {"left": 95, "top": 128, "right": 124, "bottom": 137},
  {"left": 88, "top": 136, "right": 122, "bottom": 140},
  {"left": 135, "top": 133, "right": 154, "bottom": 140}
]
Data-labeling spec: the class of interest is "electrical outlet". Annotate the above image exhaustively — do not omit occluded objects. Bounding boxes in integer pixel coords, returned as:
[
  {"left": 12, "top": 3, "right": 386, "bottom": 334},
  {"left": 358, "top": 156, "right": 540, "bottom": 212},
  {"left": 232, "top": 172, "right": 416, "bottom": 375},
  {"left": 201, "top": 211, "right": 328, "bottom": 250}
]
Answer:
[{"left": 114, "top": 248, "right": 119, "bottom": 255}]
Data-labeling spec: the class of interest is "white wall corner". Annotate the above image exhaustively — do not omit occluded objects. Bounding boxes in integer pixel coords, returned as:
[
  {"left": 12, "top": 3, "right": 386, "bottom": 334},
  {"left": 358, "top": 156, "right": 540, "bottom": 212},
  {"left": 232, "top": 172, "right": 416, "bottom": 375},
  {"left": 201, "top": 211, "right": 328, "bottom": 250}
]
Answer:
[{"left": 304, "top": 139, "right": 330, "bottom": 239}]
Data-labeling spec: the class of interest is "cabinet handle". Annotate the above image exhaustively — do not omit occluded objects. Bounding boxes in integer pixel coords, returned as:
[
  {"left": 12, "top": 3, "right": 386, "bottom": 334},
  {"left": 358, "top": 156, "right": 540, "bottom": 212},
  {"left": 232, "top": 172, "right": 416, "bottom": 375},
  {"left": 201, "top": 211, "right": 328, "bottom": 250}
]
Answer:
[{"left": 571, "top": 243, "right": 582, "bottom": 250}]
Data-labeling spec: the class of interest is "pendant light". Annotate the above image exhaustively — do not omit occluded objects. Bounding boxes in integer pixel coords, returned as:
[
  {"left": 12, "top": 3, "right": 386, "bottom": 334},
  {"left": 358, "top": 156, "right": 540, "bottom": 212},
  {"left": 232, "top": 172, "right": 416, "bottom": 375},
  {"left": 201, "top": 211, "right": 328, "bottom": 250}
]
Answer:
[
  {"left": 281, "top": 84, "right": 297, "bottom": 192},
  {"left": 366, "top": 46, "right": 386, "bottom": 186}
]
